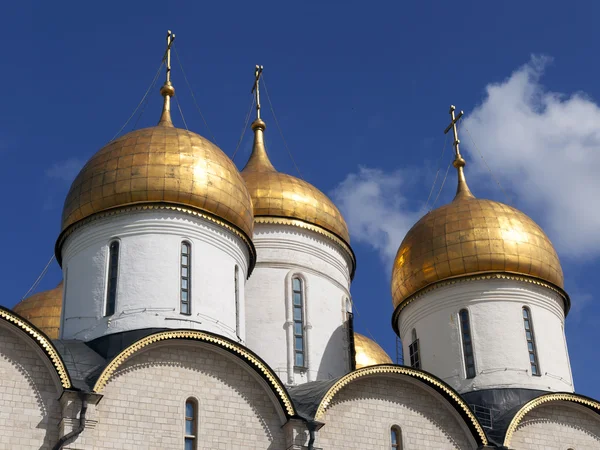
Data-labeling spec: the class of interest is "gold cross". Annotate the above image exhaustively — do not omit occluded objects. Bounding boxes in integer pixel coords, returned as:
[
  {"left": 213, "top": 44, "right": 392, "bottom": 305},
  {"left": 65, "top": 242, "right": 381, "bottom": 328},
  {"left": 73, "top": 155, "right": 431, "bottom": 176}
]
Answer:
[
  {"left": 251, "top": 65, "right": 264, "bottom": 119},
  {"left": 444, "top": 105, "right": 464, "bottom": 159},
  {"left": 162, "top": 30, "right": 176, "bottom": 84}
]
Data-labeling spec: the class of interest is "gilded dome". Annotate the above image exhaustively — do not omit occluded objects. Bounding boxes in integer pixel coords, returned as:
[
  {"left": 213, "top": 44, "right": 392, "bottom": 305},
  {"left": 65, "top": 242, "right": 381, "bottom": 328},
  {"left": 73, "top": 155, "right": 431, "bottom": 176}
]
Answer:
[
  {"left": 241, "top": 119, "right": 350, "bottom": 245},
  {"left": 60, "top": 79, "right": 254, "bottom": 246},
  {"left": 354, "top": 332, "right": 393, "bottom": 369},
  {"left": 391, "top": 158, "right": 563, "bottom": 309},
  {"left": 13, "top": 282, "right": 63, "bottom": 339}
]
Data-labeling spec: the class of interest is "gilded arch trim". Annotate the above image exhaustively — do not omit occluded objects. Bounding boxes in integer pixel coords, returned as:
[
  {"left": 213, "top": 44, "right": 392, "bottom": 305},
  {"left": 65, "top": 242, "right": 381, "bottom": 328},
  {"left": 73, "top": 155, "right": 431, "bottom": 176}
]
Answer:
[
  {"left": 0, "top": 306, "right": 72, "bottom": 389},
  {"left": 504, "top": 392, "right": 600, "bottom": 447},
  {"left": 92, "top": 329, "right": 296, "bottom": 417},
  {"left": 314, "top": 364, "right": 488, "bottom": 446}
]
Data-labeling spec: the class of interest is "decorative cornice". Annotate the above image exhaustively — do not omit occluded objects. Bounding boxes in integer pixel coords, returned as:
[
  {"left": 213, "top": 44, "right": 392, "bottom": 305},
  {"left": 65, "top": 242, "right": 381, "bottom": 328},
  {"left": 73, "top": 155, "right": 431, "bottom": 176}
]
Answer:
[
  {"left": 55, "top": 202, "right": 256, "bottom": 274},
  {"left": 92, "top": 329, "right": 295, "bottom": 417},
  {"left": 255, "top": 216, "right": 356, "bottom": 280},
  {"left": 314, "top": 364, "right": 488, "bottom": 446},
  {"left": 504, "top": 392, "right": 600, "bottom": 447},
  {"left": 392, "top": 272, "right": 570, "bottom": 335},
  {"left": 0, "top": 307, "right": 72, "bottom": 389}
]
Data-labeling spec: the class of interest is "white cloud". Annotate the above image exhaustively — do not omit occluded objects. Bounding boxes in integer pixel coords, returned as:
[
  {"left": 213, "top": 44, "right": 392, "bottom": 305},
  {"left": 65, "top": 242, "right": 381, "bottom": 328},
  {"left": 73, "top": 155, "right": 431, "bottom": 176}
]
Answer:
[
  {"left": 331, "top": 167, "right": 423, "bottom": 267},
  {"left": 45, "top": 158, "right": 84, "bottom": 183},
  {"left": 334, "top": 56, "right": 600, "bottom": 269},
  {"left": 463, "top": 55, "right": 600, "bottom": 258}
]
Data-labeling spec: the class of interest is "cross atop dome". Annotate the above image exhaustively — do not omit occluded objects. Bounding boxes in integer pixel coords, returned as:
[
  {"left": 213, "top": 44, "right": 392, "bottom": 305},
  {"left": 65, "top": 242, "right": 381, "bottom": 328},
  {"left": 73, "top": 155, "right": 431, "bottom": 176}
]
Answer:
[
  {"left": 251, "top": 65, "right": 264, "bottom": 120},
  {"left": 158, "top": 30, "right": 176, "bottom": 127},
  {"left": 444, "top": 105, "right": 473, "bottom": 199}
]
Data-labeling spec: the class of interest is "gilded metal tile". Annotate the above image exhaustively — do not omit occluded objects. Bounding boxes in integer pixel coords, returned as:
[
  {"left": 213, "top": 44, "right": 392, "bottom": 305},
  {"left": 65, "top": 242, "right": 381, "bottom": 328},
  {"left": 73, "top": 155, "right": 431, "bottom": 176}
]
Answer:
[
  {"left": 353, "top": 332, "right": 393, "bottom": 369},
  {"left": 241, "top": 119, "right": 350, "bottom": 244},
  {"left": 12, "top": 282, "right": 63, "bottom": 339},
  {"left": 62, "top": 126, "right": 254, "bottom": 239},
  {"left": 391, "top": 189, "right": 564, "bottom": 308}
]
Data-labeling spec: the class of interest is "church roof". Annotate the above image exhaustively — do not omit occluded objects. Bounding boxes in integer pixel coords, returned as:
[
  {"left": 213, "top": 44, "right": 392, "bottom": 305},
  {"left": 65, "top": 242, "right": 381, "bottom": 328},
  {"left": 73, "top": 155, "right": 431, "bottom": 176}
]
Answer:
[
  {"left": 57, "top": 34, "right": 254, "bottom": 265},
  {"left": 391, "top": 107, "right": 565, "bottom": 310},
  {"left": 241, "top": 118, "right": 351, "bottom": 247}
]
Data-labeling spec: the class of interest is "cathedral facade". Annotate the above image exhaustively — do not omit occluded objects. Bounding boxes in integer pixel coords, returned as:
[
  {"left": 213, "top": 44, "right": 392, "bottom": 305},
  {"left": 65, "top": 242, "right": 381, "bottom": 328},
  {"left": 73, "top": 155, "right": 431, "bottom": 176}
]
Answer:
[{"left": 2, "top": 34, "right": 599, "bottom": 449}]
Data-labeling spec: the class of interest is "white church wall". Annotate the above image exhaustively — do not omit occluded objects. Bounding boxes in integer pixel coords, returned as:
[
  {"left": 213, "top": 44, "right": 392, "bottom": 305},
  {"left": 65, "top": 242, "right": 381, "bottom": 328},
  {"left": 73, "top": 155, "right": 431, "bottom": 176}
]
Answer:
[
  {"left": 398, "top": 278, "right": 573, "bottom": 393},
  {"left": 60, "top": 209, "right": 249, "bottom": 343},
  {"left": 0, "top": 324, "right": 62, "bottom": 449},
  {"left": 510, "top": 402, "right": 600, "bottom": 449},
  {"left": 245, "top": 223, "right": 352, "bottom": 385},
  {"left": 317, "top": 376, "right": 476, "bottom": 449},
  {"left": 76, "top": 341, "right": 286, "bottom": 450}
]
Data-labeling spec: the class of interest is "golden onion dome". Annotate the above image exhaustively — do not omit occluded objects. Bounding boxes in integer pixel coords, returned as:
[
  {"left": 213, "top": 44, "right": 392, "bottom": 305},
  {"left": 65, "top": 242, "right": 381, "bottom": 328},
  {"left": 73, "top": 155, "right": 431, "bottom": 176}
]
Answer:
[
  {"left": 241, "top": 118, "right": 351, "bottom": 245},
  {"left": 391, "top": 151, "right": 564, "bottom": 309},
  {"left": 13, "top": 282, "right": 63, "bottom": 339},
  {"left": 354, "top": 332, "right": 393, "bottom": 369},
  {"left": 58, "top": 75, "right": 254, "bottom": 260}
]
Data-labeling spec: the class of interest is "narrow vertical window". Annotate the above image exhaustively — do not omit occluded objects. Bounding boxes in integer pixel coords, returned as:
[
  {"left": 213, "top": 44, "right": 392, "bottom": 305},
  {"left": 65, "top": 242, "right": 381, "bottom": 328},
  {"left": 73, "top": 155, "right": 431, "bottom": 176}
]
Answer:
[
  {"left": 292, "top": 277, "right": 305, "bottom": 368},
  {"left": 181, "top": 242, "right": 191, "bottom": 315},
  {"left": 346, "top": 298, "right": 356, "bottom": 371},
  {"left": 234, "top": 265, "right": 240, "bottom": 337},
  {"left": 391, "top": 426, "right": 402, "bottom": 449},
  {"left": 460, "top": 309, "right": 476, "bottom": 378},
  {"left": 105, "top": 241, "right": 119, "bottom": 317},
  {"left": 408, "top": 328, "right": 420, "bottom": 369},
  {"left": 184, "top": 398, "right": 197, "bottom": 450},
  {"left": 523, "top": 307, "right": 540, "bottom": 376}
]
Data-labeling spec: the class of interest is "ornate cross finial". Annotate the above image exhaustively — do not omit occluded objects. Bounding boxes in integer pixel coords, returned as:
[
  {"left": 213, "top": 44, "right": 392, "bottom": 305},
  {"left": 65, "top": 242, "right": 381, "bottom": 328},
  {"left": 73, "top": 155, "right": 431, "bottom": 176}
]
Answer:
[
  {"left": 163, "top": 30, "right": 176, "bottom": 85},
  {"left": 444, "top": 105, "right": 464, "bottom": 160},
  {"left": 251, "top": 65, "right": 264, "bottom": 119},
  {"left": 158, "top": 30, "right": 176, "bottom": 127},
  {"left": 443, "top": 105, "right": 474, "bottom": 200}
]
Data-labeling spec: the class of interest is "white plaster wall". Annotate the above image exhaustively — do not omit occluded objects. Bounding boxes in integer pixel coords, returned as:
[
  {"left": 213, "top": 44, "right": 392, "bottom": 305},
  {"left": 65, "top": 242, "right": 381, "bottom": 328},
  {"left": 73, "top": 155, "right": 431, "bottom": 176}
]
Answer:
[
  {"left": 398, "top": 279, "right": 573, "bottom": 393},
  {"left": 72, "top": 342, "right": 286, "bottom": 449},
  {"left": 245, "top": 223, "right": 353, "bottom": 385},
  {"left": 0, "top": 323, "right": 62, "bottom": 449},
  {"left": 60, "top": 209, "right": 249, "bottom": 343},
  {"left": 317, "top": 375, "right": 476, "bottom": 449},
  {"left": 510, "top": 402, "right": 600, "bottom": 449}
]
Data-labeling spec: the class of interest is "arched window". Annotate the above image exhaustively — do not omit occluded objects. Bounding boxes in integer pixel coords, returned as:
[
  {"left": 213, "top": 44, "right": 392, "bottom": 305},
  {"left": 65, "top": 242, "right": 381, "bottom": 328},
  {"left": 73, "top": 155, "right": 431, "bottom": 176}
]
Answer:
[
  {"left": 523, "top": 307, "right": 540, "bottom": 376},
  {"left": 105, "top": 241, "right": 119, "bottom": 316},
  {"left": 292, "top": 277, "right": 305, "bottom": 368},
  {"left": 409, "top": 328, "right": 420, "bottom": 369},
  {"left": 234, "top": 265, "right": 240, "bottom": 337},
  {"left": 391, "top": 426, "right": 402, "bottom": 449},
  {"left": 181, "top": 242, "right": 191, "bottom": 315},
  {"left": 459, "top": 309, "right": 476, "bottom": 378},
  {"left": 184, "top": 398, "right": 197, "bottom": 450}
]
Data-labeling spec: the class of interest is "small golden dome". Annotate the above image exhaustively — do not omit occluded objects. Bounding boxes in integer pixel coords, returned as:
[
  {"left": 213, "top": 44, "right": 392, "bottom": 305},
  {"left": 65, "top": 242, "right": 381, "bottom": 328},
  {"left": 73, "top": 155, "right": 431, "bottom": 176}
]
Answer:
[
  {"left": 60, "top": 81, "right": 254, "bottom": 244},
  {"left": 13, "top": 282, "right": 63, "bottom": 339},
  {"left": 354, "top": 332, "right": 393, "bottom": 369},
  {"left": 391, "top": 159, "right": 563, "bottom": 308},
  {"left": 241, "top": 119, "right": 350, "bottom": 244}
]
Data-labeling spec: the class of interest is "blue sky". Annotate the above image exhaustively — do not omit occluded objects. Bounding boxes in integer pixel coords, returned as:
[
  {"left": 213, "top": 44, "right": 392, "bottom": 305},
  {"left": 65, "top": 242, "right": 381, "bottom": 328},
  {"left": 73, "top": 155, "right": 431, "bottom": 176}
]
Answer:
[{"left": 2, "top": 1, "right": 599, "bottom": 399}]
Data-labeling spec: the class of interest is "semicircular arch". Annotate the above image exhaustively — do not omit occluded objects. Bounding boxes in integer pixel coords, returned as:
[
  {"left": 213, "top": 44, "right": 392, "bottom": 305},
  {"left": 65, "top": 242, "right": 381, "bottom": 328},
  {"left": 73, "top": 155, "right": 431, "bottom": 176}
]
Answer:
[
  {"left": 0, "top": 306, "right": 71, "bottom": 389},
  {"left": 92, "top": 329, "right": 295, "bottom": 418},
  {"left": 504, "top": 392, "right": 600, "bottom": 447},
  {"left": 314, "top": 364, "right": 488, "bottom": 447}
]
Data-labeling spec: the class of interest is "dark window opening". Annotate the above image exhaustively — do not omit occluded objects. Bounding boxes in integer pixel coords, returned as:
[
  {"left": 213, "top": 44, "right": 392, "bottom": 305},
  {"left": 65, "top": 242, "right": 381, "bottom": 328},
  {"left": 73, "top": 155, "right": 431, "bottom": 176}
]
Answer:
[
  {"left": 105, "top": 241, "right": 119, "bottom": 317},
  {"left": 460, "top": 309, "right": 476, "bottom": 378}
]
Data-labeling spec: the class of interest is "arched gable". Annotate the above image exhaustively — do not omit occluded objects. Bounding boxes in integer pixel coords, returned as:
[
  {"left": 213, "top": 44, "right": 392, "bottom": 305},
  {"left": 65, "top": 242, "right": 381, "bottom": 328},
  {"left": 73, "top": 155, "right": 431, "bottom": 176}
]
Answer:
[
  {"left": 92, "top": 329, "right": 295, "bottom": 418},
  {"left": 315, "top": 364, "right": 488, "bottom": 447},
  {"left": 504, "top": 392, "right": 600, "bottom": 447},
  {"left": 0, "top": 306, "right": 71, "bottom": 389}
]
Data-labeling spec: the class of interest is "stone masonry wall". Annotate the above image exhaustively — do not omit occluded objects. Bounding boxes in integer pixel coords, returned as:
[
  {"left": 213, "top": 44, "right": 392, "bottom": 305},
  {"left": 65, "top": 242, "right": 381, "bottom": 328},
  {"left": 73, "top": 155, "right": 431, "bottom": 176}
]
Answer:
[
  {"left": 0, "top": 325, "right": 61, "bottom": 449},
  {"left": 317, "top": 376, "right": 475, "bottom": 449},
  {"left": 510, "top": 402, "right": 600, "bottom": 450},
  {"left": 76, "top": 342, "right": 286, "bottom": 449}
]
